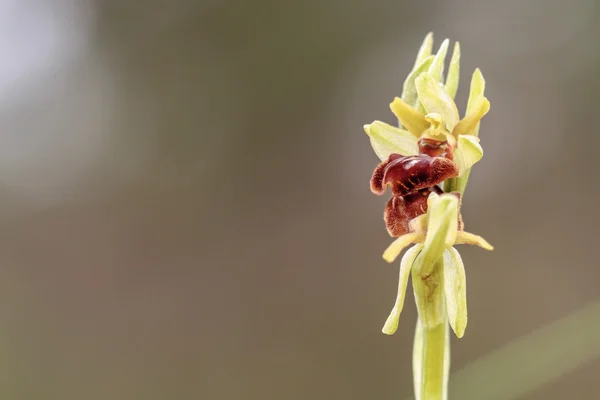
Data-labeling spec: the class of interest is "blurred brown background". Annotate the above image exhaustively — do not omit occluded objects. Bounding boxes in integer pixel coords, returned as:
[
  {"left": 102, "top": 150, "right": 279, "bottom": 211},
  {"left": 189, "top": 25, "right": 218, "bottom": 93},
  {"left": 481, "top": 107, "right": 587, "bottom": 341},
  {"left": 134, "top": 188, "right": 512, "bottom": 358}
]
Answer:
[{"left": 0, "top": 0, "right": 598, "bottom": 399}]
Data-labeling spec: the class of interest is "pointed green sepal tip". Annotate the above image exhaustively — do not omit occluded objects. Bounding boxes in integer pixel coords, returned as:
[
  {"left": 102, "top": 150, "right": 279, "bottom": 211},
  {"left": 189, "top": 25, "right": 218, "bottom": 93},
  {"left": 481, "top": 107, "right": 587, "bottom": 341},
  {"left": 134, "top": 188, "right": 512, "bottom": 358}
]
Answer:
[
  {"left": 468, "top": 68, "right": 486, "bottom": 109},
  {"left": 465, "top": 68, "right": 487, "bottom": 137},
  {"left": 444, "top": 42, "right": 460, "bottom": 99},
  {"left": 382, "top": 244, "right": 423, "bottom": 335},
  {"left": 413, "top": 32, "right": 434, "bottom": 69},
  {"left": 428, "top": 39, "right": 450, "bottom": 83},
  {"left": 443, "top": 247, "right": 468, "bottom": 338}
]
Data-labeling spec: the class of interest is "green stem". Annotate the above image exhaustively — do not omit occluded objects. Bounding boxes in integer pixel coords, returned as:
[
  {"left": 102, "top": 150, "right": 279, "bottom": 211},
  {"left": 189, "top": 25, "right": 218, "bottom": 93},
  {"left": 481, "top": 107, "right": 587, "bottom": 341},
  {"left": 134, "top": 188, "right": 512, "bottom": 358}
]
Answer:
[
  {"left": 413, "top": 318, "right": 450, "bottom": 400},
  {"left": 413, "top": 259, "right": 450, "bottom": 400}
]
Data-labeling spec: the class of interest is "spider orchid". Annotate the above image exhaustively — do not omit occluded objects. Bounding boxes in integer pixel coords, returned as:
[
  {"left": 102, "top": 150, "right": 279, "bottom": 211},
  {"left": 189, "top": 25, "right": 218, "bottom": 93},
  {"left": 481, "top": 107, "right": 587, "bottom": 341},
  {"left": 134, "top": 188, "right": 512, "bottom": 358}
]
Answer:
[{"left": 362, "top": 33, "right": 494, "bottom": 400}]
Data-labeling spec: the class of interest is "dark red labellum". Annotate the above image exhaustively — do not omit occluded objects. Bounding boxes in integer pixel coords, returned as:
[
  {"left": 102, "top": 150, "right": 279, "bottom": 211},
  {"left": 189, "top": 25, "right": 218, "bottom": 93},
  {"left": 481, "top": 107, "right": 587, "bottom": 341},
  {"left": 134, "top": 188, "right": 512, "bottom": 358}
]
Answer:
[
  {"left": 382, "top": 155, "right": 458, "bottom": 197},
  {"left": 384, "top": 186, "right": 443, "bottom": 236},
  {"left": 370, "top": 151, "right": 462, "bottom": 237}
]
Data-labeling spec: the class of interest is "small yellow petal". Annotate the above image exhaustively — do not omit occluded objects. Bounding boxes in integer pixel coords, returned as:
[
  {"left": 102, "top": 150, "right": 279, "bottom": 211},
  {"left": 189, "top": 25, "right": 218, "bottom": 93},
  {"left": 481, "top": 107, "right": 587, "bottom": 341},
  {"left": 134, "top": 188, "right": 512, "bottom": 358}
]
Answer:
[
  {"left": 382, "top": 244, "right": 423, "bottom": 335},
  {"left": 452, "top": 98, "right": 490, "bottom": 137},
  {"left": 455, "top": 231, "right": 494, "bottom": 250},
  {"left": 364, "top": 121, "right": 419, "bottom": 161},
  {"left": 443, "top": 247, "right": 468, "bottom": 338},
  {"left": 444, "top": 42, "right": 460, "bottom": 99},
  {"left": 415, "top": 73, "right": 460, "bottom": 131},
  {"left": 389, "top": 97, "right": 429, "bottom": 137},
  {"left": 383, "top": 232, "right": 423, "bottom": 263}
]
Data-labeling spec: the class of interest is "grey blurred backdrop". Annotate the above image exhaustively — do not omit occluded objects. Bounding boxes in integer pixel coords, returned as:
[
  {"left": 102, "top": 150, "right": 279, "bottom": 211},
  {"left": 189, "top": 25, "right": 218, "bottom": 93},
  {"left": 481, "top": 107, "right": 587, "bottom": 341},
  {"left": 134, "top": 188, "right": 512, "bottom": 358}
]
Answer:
[{"left": 0, "top": 0, "right": 598, "bottom": 399}]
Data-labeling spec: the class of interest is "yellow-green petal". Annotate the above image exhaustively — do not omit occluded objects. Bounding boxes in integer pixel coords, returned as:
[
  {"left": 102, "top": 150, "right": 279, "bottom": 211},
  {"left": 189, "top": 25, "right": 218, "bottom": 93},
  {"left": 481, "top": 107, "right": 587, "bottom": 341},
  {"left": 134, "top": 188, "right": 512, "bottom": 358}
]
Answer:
[
  {"left": 444, "top": 42, "right": 460, "bottom": 100},
  {"left": 453, "top": 134, "right": 484, "bottom": 176},
  {"left": 455, "top": 231, "right": 494, "bottom": 250},
  {"left": 452, "top": 97, "right": 490, "bottom": 137},
  {"left": 364, "top": 121, "right": 419, "bottom": 161},
  {"left": 382, "top": 232, "right": 423, "bottom": 263},
  {"left": 427, "top": 39, "right": 449, "bottom": 84},
  {"left": 443, "top": 247, "right": 468, "bottom": 338},
  {"left": 389, "top": 97, "right": 429, "bottom": 137},
  {"left": 413, "top": 32, "right": 434, "bottom": 70},
  {"left": 382, "top": 244, "right": 423, "bottom": 335},
  {"left": 465, "top": 68, "right": 487, "bottom": 137},
  {"left": 402, "top": 55, "right": 434, "bottom": 109},
  {"left": 415, "top": 73, "right": 460, "bottom": 131},
  {"left": 414, "top": 192, "right": 459, "bottom": 276}
]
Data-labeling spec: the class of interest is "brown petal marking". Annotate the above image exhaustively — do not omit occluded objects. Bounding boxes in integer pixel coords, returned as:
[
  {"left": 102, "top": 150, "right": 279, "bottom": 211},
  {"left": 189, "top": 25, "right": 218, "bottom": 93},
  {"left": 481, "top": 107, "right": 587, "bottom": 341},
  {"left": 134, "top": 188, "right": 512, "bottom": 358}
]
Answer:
[
  {"left": 382, "top": 155, "right": 459, "bottom": 197},
  {"left": 418, "top": 137, "right": 454, "bottom": 160},
  {"left": 384, "top": 187, "right": 443, "bottom": 237},
  {"left": 370, "top": 153, "right": 403, "bottom": 195}
]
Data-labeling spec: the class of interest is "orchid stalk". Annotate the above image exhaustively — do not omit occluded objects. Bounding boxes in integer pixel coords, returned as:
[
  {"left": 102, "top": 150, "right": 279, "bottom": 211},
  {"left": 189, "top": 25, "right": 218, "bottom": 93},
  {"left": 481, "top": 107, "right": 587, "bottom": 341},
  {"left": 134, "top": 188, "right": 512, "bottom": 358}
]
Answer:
[{"left": 364, "top": 33, "right": 493, "bottom": 400}]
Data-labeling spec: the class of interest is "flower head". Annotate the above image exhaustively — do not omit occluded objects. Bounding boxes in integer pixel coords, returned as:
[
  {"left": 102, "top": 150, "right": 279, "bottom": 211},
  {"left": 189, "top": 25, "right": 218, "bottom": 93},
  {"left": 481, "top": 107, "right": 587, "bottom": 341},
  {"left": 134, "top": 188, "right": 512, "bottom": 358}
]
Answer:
[
  {"left": 363, "top": 33, "right": 493, "bottom": 339},
  {"left": 364, "top": 35, "right": 490, "bottom": 178},
  {"left": 365, "top": 34, "right": 491, "bottom": 238}
]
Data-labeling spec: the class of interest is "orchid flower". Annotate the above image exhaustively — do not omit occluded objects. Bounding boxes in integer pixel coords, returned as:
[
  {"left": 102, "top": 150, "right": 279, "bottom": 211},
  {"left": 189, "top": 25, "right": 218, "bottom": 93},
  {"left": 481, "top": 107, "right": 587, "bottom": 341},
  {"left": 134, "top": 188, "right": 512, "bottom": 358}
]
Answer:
[
  {"left": 364, "top": 36, "right": 490, "bottom": 179},
  {"left": 380, "top": 192, "right": 492, "bottom": 338},
  {"left": 363, "top": 33, "right": 494, "bottom": 400}
]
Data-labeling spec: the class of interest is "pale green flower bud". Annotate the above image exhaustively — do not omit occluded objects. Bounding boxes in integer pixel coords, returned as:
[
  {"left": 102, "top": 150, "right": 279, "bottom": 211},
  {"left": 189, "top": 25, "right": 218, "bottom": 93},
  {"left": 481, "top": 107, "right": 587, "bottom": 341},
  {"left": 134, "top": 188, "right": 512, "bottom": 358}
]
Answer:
[
  {"left": 427, "top": 39, "right": 449, "bottom": 84},
  {"left": 444, "top": 42, "right": 461, "bottom": 100},
  {"left": 412, "top": 32, "right": 434, "bottom": 69}
]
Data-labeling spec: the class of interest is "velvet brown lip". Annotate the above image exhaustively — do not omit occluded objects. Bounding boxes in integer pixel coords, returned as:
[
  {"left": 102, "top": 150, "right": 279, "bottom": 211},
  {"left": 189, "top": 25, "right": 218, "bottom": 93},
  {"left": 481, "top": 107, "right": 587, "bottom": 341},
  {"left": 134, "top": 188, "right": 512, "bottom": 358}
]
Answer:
[{"left": 370, "top": 139, "right": 461, "bottom": 237}]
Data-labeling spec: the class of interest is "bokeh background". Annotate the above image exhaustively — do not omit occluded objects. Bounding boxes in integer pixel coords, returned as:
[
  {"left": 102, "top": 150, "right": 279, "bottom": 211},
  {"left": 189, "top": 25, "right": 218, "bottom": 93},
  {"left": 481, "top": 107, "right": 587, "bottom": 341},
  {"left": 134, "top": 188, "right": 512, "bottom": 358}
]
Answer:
[{"left": 0, "top": 0, "right": 599, "bottom": 399}]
